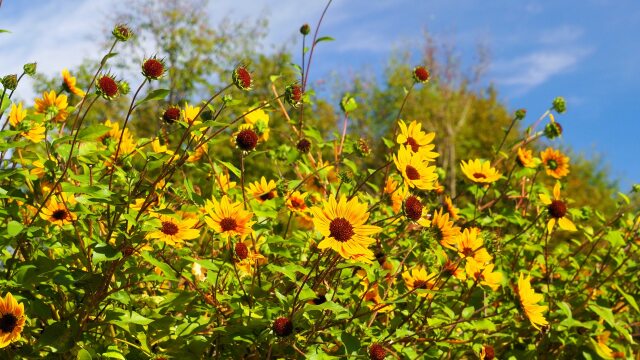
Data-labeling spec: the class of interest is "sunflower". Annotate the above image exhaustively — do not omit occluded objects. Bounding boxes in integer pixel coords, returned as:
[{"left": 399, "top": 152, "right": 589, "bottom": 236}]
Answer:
[
  {"left": 215, "top": 172, "right": 236, "bottom": 193},
  {"left": 62, "top": 68, "right": 85, "bottom": 97},
  {"left": 539, "top": 182, "right": 576, "bottom": 232},
  {"left": 146, "top": 214, "right": 200, "bottom": 247},
  {"left": 384, "top": 177, "right": 407, "bottom": 214},
  {"left": 100, "top": 120, "right": 137, "bottom": 154},
  {"left": 0, "top": 293, "right": 26, "bottom": 348},
  {"left": 540, "top": 147, "right": 570, "bottom": 179},
  {"left": 402, "top": 266, "right": 439, "bottom": 297},
  {"left": 393, "top": 146, "right": 438, "bottom": 190},
  {"left": 247, "top": 177, "right": 278, "bottom": 203},
  {"left": 182, "top": 103, "right": 201, "bottom": 125},
  {"left": 22, "top": 123, "right": 46, "bottom": 143},
  {"left": 460, "top": 159, "right": 501, "bottom": 184},
  {"left": 187, "top": 141, "right": 208, "bottom": 163},
  {"left": 442, "top": 256, "right": 466, "bottom": 281},
  {"left": 244, "top": 108, "right": 270, "bottom": 142},
  {"left": 40, "top": 193, "right": 77, "bottom": 226},
  {"left": 286, "top": 191, "right": 308, "bottom": 213},
  {"left": 517, "top": 273, "right": 548, "bottom": 330},
  {"left": 151, "top": 138, "right": 174, "bottom": 155},
  {"left": 34, "top": 90, "right": 69, "bottom": 122},
  {"left": 465, "top": 259, "right": 502, "bottom": 290},
  {"left": 8, "top": 103, "right": 26, "bottom": 128},
  {"left": 430, "top": 208, "right": 461, "bottom": 250},
  {"left": 396, "top": 120, "right": 438, "bottom": 161},
  {"left": 517, "top": 147, "right": 537, "bottom": 168},
  {"left": 362, "top": 283, "right": 394, "bottom": 313},
  {"left": 310, "top": 195, "right": 382, "bottom": 261},
  {"left": 455, "top": 227, "right": 493, "bottom": 266},
  {"left": 442, "top": 195, "right": 459, "bottom": 220},
  {"left": 204, "top": 195, "right": 254, "bottom": 239},
  {"left": 235, "top": 238, "right": 267, "bottom": 276}
]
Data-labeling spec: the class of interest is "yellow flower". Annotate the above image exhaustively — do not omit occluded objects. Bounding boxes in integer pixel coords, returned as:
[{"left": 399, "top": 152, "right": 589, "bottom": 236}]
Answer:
[
  {"left": 362, "top": 283, "right": 394, "bottom": 313},
  {"left": 384, "top": 177, "right": 407, "bottom": 213},
  {"left": 151, "top": 138, "right": 174, "bottom": 155},
  {"left": 402, "top": 266, "right": 439, "bottom": 298},
  {"left": 518, "top": 273, "right": 548, "bottom": 330},
  {"left": 0, "top": 292, "right": 26, "bottom": 348},
  {"left": 430, "top": 208, "right": 461, "bottom": 250},
  {"left": 593, "top": 331, "right": 614, "bottom": 359},
  {"left": 182, "top": 103, "right": 201, "bottom": 125},
  {"left": 455, "top": 227, "right": 493, "bottom": 265},
  {"left": 539, "top": 182, "right": 576, "bottom": 232},
  {"left": 442, "top": 256, "right": 466, "bottom": 281},
  {"left": 460, "top": 159, "right": 501, "bottom": 184},
  {"left": 146, "top": 214, "right": 200, "bottom": 247},
  {"left": 517, "top": 147, "right": 537, "bottom": 168},
  {"left": 40, "top": 193, "right": 76, "bottom": 226},
  {"left": 62, "top": 68, "right": 85, "bottom": 97},
  {"left": 204, "top": 195, "right": 254, "bottom": 239},
  {"left": 235, "top": 239, "right": 267, "bottom": 276},
  {"left": 465, "top": 259, "right": 502, "bottom": 290},
  {"left": 286, "top": 191, "right": 308, "bottom": 213},
  {"left": 21, "top": 123, "right": 46, "bottom": 143},
  {"left": 540, "top": 147, "right": 570, "bottom": 179},
  {"left": 244, "top": 108, "right": 270, "bottom": 142},
  {"left": 30, "top": 159, "right": 47, "bottom": 178},
  {"left": 247, "top": 177, "right": 278, "bottom": 203},
  {"left": 396, "top": 120, "right": 438, "bottom": 161},
  {"left": 215, "top": 172, "right": 236, "bottom": 193},
  {"left": 191, "top": 261, "right": 207, "bottom": 282},
  {"left": 187, "top": 142, "right": 208, "bottom": 163},
  {"left": 8, "top": 103, "right": 26, "bottom": 128},
  {"left": 34, "top": 90, "right": 69, "bottom": 122},
  {"left": 393, "top": 146, "right": 438, "bottom": 190},
  {"left": 310, "top": 195, "right": 382, "bottom": 261},
  {"left": 442, "top": 195, "right": 459, "bottom": 220},
  {"left": 100, "top": 120, "right": 137, "bottom": 154}
]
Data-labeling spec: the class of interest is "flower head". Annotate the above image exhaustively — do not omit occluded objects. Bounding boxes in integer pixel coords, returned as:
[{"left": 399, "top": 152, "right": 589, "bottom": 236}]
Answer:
[
  {"left": 40, "top": 193, "right": 76, "bottom": 226},
  {"left": 142, "top": 57, "right": 166, "bottom": 80},
  {"left": 540, "top": 147, "right": 570, "bottom": 179},
  {"left": 539, "top": 182, "right": 576, "bottom": 232},
  {"left": 442, "top": 195, "right": 459, "bottom": 220},
  {"left": 393, "top": 146, "right": 438, "bottom": 190},
  {"left": 0, "top": 292, "right": 26, "bottom": 348},
  {"left": 181, "top": 103, "right": 201, "bottom": 125},
  {"left": 412, "top": 66, "right": 430, "bottom": 83},
  {"left": 232, "top": 65, "right": 253, "bottom": 91},
  {"left": 8, "top": 103, "right": 26, "bottom": 128},
  {"left": 310, "top": 195, "right": 382, "bottom": 261},
  {"left": 455, "top": 227, "right": 493, "bottom": 265},
  {"left": 204, "top": 196, "right": 254, "bottom": 239},
  {"left": 286, "top": 191, "right": 308, "bottom": 213},
  {"left": 517, "top": 147, "right": 537, "bottom": 168},
  {"left": 235, "top": 126, "right": 259, "bottom": 151},
  {"left": 272, "top": 317, "right": 293, "bottom": 337},
  {"left": 162, "top": 105, "right": 181, "bottom": 124},
  {"left": 518, "top": 273, "right": 548, "bottom": 329},
  {"left": 460, "top": 159, "right": 501, "bottom": 184},
  {"left": 146, "top": 214, "right": 200, "bottom": 247},
  {"left": 285, "top": 83, "right": 303, "bottom": 108},
  {"left": 465, "top": 259, "right": 502, "bottom": 291},
  {"left": 112, "top": 24, "right": 133, "bottom": 42},
  {"left": 244, "top": 108, "right": 270, "bottom": 142},
  {"left": 402, "top": 266, "right": 438, "bottom": 297},
  {"left": 62, "top": 68, "right": 85, "bottom": 97},
  {"left": 34, "top": 90, "right": 69, "bottom": 122},
  {"left": 430, "top": 208, "right": 461, "bottom": 249},
  {"left": 247, "top": 177, "right": 278, "bottom": 203},
  {"left": 396, "top": 120, "right": 438, "bottom": 160},
  {"left": 96, "top": 74, "right": 120, "bottom": 100}
]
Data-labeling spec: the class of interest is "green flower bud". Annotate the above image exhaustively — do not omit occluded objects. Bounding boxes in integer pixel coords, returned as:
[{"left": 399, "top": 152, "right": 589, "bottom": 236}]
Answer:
[
  {"left": 544, "top": 121, "right": 563, "bottom": 139},
  {"left": 112, "top": 24, "right": 133, "bottom": 42},
  {"left": 515, "top": 108, "right": 527, "bottom": 120},
  {"left": 1, "top": 74, "right": 18, "bottom": 90},
  {"left": 552, "top": 96, "right": 566, "bottom": 114},
  {"left": 118, "top": 81, "right": 131, "bottom": 96},
  {"left": 300, "top": 24, "right": 311, "bottom": 35},
  {"left": 23, "top": 62, "right": 37, "bottom": 76}
]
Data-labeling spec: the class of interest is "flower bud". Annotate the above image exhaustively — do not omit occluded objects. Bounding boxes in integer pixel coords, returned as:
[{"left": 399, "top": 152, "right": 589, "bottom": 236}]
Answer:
[
  {"left": 96, "top": 74, "right": 120, "bottom": 100},
  {"left": 112, "top": 24, "right": 133, "bottom": 42},
  {"left": 23, "top": 62, "right": 37, "bottom": 76},
  {"left": 235, "top": 128, "right": 259, "bottom": 151},
  {"left": 544, "top": 121, "right": 563, "bottom": 139},
  {"left": 272, "top": 317, "right": 293, "bottom": 337},
  {"left": 357, "top": 138, "right": 371, "bottom": 157},
  {"left": 515, "top": 108, "right": 527, "bottom": 120},
  {"left": 412, "top": 66, "right": 430, "bottom": 83},
  {"left": 300, "top": 24, "right": 311, "bottom": 35},
  {"left": 285, "top": 83, "right": 303, "bottom": 108},
  {"left": 369, "top": 344, "right": 386, "bottom": 360},
  {"left": 118, "top": 81, "right": 131, "bottom": 96},
  {"left": 296, "top": 138, "right": 311, "bottom": 154},
  {"left": 1, "top": 74, "right": 18, "bottom": 91},
  {"left": 232, "top": 66, "right": 253, "bottom": 91},
  {"left": 142, "top": 57, "right": 166, "bottom": 80},
  {"left": 552, "top": 96, "right": 566, "bottom": 114},
  {"left": 162, "top": 106, "right": 181, "bottom": 124}
]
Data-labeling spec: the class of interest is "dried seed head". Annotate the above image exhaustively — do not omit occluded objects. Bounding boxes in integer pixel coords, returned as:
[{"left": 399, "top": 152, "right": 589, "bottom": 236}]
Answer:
[
  {"left": 235, "top": 242, "right": 249, "bottom": 260},
  {"left": 162, "top": 106, "right": 181, "bottom": 124},
  {"left": 296, "top": 138, "right": 311, "bottom": 154},
  {"left": 273, "top": 317, "right": 293, "bottom": 337},
  {"left": 404, "top": 195, "right": 423, "bottom": 221},
  {"left": 369, "top": 343, "right": 386, "bottom": 360}
]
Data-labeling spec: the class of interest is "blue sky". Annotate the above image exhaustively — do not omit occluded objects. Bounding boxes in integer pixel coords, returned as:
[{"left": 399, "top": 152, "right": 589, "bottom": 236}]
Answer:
[{"left": 1, "top": 0, "right": 638, "bottom": 190}]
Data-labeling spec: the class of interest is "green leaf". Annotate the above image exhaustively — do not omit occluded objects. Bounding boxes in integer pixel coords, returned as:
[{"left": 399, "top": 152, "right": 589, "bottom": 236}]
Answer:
[
  {"left": 604, "top": 230, "right": 624, "bottom": 247},
  {"left": 217, "top": 160, "right": 241, "bottom": 178},
  {"left": 77, "top": 349, "right": 92, "bottom": 360},
  {"left": 613, "top": 284, "right": 639, "bottom": 313},
  {"left": 77, "top": 124, "right": 111, "bottom": 141},
  {"left": 340, "top": 94, "right": 358, "bottom": 113},
  {"left": 314, "top": 36, "right": 335, "bottom": 45},
  {"left": 588, "top": 304, "right": 616, "bottom": 328},
  {"left": 102, "top": 351, "right": 125, "bottom": 360},
  {"left": 0, "top": 96, "right": 10, "bottom": 113},
  {"left": 6, "top": 221, "right": 23, "bottom": 236},
  {"left": 135, "top": 88, "right": 169, "bottom": 107},
  {"left": 461, "top": 306, "right": 475, "bottom": 319},
  {"left": 100, "top": 52, "right": 119, "bottom": 65},
  {"left": 0, "top": 30, "right": 11, "bottom": 34}
]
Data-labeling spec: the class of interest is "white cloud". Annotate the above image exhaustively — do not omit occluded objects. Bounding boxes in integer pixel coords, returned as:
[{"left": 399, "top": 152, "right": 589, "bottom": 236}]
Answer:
[{"left": 538, "top": 25, "right": 584, "bottom": 45}]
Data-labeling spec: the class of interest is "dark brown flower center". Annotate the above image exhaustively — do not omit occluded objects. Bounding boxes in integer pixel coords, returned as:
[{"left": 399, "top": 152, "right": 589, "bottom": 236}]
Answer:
[
  {"left": 161, "top": 221, "right": 179, "bottom": 235},
  {"left": 259, "top": 191, "right": 276, "bottom": 201},
  {"left": 329, "top": 217, "right": 355, "bottom": 242},
  {"left": 235, "top": 242, "right": 248, "bottom": 259},
  {"left": 233, "top": 66, "right": 252, "bottom": 90},
  {"left": 404, "top": 196, "right": 423, "bottom": 221},
  {"left": 405, "top": 165, "right": 420, "bottom": 180},
  {"left": 369, "top": 343, "right": 387, "bottom": 360},
  {"left": 413, "top": 279, "right": 429, "bottom": 289},
  {"left": 273, "top": 317, "right": 293, "bottom": 337},
  {"left": 548, "top": 200, "right": 567, "bottom": 219},
  {"left": 483, "top": 345, "right": 495, "bottom": 360},
  {"left": 163, "top": 107, "right": 180, "bottom": 123},
  {"left": 547, "top": 159, "right": 558, "bottom": 170},
  {"left": 97, "top": 76, "right": 119, "bottom": 97},
  {"left": 473, "top": 172, "right": 487, "bottom": 179},
  {"left": 405, "top": 137, "right": 420, "bottom": 153},
  {"left": 142, "top": 59, "right": 165, "bottom": 78},
  {"left": 220, "top": 217, "right": 237, "bottom": 232},
  {"left": 461, "top": 246, "right": 473, "bottom": 257},
  {"left": 0, "top": 313, "right": 18, "bottom": 333},
  {"left": 51, "top": 209, "right": 68, "bottom": 221},
  {"left": 236, "top": 129, "right": 259, "bottom": 151},
  {"left": 296, "top": 138, "right": 311, "bottom": 153},
  {"left": 290, "top": 197, "right": 305, "bottom": 209}
]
